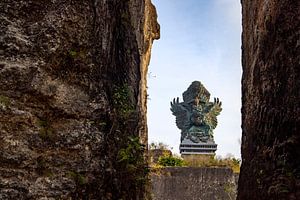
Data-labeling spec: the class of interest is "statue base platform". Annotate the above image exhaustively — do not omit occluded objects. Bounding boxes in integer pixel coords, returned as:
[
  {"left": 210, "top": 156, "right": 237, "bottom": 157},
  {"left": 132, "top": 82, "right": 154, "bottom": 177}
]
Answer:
[
  {"left": 179, "top": 138, "right": 217, "bottom": 155},
  {"left": 181, "top": 154, "right": 215, "bottom": 164}
]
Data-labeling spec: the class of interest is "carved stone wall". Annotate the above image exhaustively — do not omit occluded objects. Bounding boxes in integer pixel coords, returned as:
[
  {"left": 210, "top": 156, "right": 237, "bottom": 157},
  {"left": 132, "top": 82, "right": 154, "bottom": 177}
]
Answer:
[
  {"left": 0, "top": 0, "right": 159, "bottom": 199},
  {"left": 238, "top": 0, "right": 300, "bottom": 199},
  {"left": 151, "top": 167, "right": 238, "bottom": 200}
]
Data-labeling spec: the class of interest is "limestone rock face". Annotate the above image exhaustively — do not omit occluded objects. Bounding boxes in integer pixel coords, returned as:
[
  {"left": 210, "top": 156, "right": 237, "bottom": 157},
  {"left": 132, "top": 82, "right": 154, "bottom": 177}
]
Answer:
[
  {"left": 0, "top": 0, "right": 159, "bottom": 199},
  {"left": 238, "top": 1, "right": 299, "bottom": 199}
]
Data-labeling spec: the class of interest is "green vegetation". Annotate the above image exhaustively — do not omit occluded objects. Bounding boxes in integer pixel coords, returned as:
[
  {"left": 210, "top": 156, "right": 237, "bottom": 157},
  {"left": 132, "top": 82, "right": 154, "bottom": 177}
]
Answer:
[
  {"left": 67, "top": 171, "right": 87, "bottom": 186},
  {"left": 118, "top": 136, "right": 146, "bottom": 172},
  {"left": 69, "top": 50, "right": 77, "bottom": 57},
  {"left": 184, "top": 155, "right": 241, "bottom": 173},
  {"left": 68, "top": 49, "right": 86, "bottom": 59},
  {"left": 98, "top": 122, "right": 107, "bottom": 126},
  {"left": 158, "top": 154, "right": 186, "bottom": 167},
  {"left": 118, "top": 136, "right": 149, "bottom": 185},
  {"left": 36, "top": 157, "right": 53, "bottom": 177},
  {"left": 37, "top": 119, "right": 55, "bottom": 141},
  {"left": 113, "top": 85, "right": 135, "bottom": 118},
  {"left": 148, "top": 141, "right": 185, "bottom": 167},
  {"left": 0, "top": 95, "right": 10, "bottom": 108},
  {"left": 149, "top": 141, "right": 241, "bottom": 173}
]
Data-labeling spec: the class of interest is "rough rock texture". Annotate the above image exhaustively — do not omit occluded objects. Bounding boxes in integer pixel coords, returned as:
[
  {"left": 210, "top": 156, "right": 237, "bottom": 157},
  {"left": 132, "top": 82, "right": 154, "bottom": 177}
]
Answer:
[
  {"left": 0, "top": 0, "right": 159, "bottom": 199},
  {"left": 238, "top": 0, "right": 300, "bottom": 199},
  {"left": 151, "top": 167, "right": 238, "bottom": 200}
]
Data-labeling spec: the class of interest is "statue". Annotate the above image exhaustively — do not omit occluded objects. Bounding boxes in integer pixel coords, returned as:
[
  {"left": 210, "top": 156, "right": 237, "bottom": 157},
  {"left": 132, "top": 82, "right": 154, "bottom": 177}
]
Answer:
[{"left": 170, "top": 81, "right": 222, "bottom": 144}]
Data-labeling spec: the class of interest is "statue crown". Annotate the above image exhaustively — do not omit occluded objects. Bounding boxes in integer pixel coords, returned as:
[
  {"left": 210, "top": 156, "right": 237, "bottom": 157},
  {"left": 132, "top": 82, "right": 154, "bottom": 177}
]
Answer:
[{"left": 183, "top": 81, "right": 210, "bottom": 103}]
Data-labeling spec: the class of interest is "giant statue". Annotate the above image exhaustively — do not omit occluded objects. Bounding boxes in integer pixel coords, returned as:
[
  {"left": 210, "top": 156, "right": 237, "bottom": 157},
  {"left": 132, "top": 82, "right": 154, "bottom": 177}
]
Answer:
[{"left": 170, "top": 81, "right": 222, "bottom": 146}]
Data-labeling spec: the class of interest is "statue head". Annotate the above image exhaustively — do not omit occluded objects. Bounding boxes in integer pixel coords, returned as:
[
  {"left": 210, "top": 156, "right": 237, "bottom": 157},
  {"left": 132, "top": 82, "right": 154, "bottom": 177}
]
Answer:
[{"left": 183, "top": 81, "right": 210, "bottom": 104}]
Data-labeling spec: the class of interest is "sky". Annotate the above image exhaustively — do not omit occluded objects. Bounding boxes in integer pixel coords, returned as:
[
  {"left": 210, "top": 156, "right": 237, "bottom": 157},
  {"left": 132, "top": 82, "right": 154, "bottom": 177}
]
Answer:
[{"left": 147, "top": 0, "right": 242, "bottom": 158}]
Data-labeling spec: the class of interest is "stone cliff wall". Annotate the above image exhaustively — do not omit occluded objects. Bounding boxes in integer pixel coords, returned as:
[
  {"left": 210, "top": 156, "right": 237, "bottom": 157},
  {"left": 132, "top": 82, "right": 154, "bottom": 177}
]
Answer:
[
  {"left": 239, "top": 0, "right": 299, "bottom": 199},
  {"left": 0, "top": 0, "right": 159, "bottom": 199},
  {"left": 151, "top": 167, "right": 238, "bottom": 200}
]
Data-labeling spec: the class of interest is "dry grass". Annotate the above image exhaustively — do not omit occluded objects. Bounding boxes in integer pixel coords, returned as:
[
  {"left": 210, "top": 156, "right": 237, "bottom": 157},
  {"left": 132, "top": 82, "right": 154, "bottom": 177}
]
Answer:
[{"left": 183, "top": 154, "right": 240, "bottom": 173}]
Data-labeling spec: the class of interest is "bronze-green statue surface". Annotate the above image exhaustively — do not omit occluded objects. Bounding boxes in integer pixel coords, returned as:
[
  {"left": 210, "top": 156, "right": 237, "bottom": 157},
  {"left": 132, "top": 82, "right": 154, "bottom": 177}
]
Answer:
[{"left": 170, "top": 81, "right": 222, "bottom": 143}]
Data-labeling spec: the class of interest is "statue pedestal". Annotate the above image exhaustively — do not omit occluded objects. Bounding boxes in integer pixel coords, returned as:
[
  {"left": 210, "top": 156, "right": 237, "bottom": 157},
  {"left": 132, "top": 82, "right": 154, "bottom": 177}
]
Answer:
[
  {"left": 179, "top": 138, "right": 217, "bottom": 155},
  {"left": 181, "top": 154, "right": 215, "bottom": 165}
]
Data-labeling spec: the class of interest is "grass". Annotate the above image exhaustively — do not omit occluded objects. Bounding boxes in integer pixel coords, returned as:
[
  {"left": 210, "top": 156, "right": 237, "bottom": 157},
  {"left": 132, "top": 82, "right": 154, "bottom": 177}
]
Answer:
[{"left": 183, "top": 155, "right": 241, "bottom": 173}]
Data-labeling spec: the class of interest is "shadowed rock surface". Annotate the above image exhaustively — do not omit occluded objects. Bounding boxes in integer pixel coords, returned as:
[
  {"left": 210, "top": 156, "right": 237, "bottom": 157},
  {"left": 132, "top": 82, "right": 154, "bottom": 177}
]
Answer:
[
  {"left": 0, "top": 0, "right": 159, "bottom": 199},
  {"left": 238, "top": 0, "right": 300, "bottom": 199}
]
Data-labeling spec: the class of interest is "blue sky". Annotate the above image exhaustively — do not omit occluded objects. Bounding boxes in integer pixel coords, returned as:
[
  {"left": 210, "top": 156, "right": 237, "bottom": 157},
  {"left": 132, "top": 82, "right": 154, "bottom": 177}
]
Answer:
[{"left": 148, "top": 0, "right": 242, "bottom": 158}]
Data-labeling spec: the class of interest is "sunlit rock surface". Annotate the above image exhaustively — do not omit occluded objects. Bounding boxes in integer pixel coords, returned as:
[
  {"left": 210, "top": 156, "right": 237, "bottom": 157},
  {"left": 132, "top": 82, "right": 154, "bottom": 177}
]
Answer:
[{"left": 0, "top": 0, "right": 159, "bottom": 199}]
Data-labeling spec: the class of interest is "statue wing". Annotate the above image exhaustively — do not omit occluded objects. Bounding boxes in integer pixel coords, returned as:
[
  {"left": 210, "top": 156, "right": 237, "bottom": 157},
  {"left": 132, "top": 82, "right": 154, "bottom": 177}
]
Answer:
[
  {"left": 203, "top": 98, "right": 222, "bottom": 129},
  {"left": 170, "top": 97, "right": 190, "bottom": 130}
]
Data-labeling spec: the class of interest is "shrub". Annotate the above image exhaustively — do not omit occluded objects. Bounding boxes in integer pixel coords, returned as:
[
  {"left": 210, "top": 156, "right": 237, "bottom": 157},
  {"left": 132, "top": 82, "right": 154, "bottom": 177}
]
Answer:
[
  {"left": 158, "top": 155, "right": 186, "bottom": 167},
  {"left": 113, "top": 85, "right": 134, "bottom": 118},
  {"left": 118, "top": 136, "right": 145, "bottom": 171},
  {"left": 118, "top": 136, "right": 149, "bottom": 185}
]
